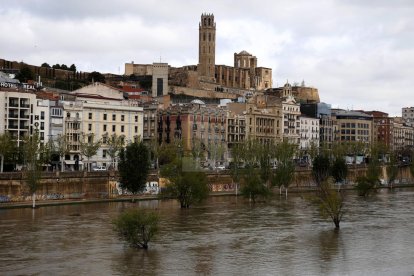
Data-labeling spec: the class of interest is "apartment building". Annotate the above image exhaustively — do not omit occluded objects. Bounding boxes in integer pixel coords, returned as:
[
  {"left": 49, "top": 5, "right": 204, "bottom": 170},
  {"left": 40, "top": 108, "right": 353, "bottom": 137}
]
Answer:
[
  {"left": 332, "top": 109, "right": 374, "bottom": 144},
  {"left": 0, "top": 90, "right": 36, "bottom": 146}
]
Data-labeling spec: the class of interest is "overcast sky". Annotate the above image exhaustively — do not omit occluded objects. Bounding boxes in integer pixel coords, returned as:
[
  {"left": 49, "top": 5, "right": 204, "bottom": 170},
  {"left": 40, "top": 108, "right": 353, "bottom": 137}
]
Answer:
[{"left": 1, "top": 0, "right": 413, "bottom": 116}]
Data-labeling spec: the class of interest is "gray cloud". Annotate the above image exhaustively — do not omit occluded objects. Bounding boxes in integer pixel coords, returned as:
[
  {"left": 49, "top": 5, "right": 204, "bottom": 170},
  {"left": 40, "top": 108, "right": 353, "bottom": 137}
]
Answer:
[{"left": 1, "top": 0, "right": 413, "bottom": 115}]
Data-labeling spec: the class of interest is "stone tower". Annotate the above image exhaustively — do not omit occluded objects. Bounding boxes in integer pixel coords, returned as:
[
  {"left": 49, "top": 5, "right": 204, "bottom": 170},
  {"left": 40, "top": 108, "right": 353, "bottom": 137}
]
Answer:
[{"left": 198, "top": 13, "right": 216, "bottom": 81}]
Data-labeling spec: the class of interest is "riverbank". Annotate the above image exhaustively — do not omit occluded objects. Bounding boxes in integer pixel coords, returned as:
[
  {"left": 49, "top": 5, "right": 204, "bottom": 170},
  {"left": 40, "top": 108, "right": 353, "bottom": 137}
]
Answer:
[{"left": 2, "top": 184, "right": 413, "bottom": 209}]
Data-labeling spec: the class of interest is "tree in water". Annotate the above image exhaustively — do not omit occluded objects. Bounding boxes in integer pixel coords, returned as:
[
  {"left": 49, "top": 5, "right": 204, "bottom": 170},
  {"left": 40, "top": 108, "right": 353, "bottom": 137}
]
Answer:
[
  {"left": 355, "top": 143, "right": 383, "bottom": 197},
  {"left": 79, "top": 133, "right": 101, "bottom": 171},
  {"left": 313, "top": 180, "right": 345, "bottom": 229},
  {"left": 241, "top": 167, "right": 270, "bottom": 203},
  {"left": 160, "top": 154, "right": 210, "bottom": 208},
  {"left": 113, "top": 209, "right": 159, "bottom": 250},
  {"left": 118, "top": 141, "right": 150, "bottom": 197}
]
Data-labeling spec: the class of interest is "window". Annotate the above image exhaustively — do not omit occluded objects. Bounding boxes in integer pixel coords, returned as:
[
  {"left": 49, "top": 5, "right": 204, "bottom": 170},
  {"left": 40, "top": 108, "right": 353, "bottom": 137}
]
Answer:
[
  {"left": 102, "top": 150, "right": 107, "bottom": 158},
  {"left": 67, "top": 112, "right": 70, "bottom": 118},
  {"left": 40, "top": 132, "right": 44, "bottom": 140},
  {"left": 112, "top": 125, "right": 116, "bottom": 132},
  {"left": 135, "top": 126, "right": 138, "bottom": 133},
  {"left": 135, "top": 116, "right": 138, "bottom": 122},
  {"left": 88, "top": 124, "right": 92, "bottom": 131},
  {"left": 121, "top": 125, "right": 124, "bottom": 132},
  {"left": 121, "top": 115, "right": 125, "bottom": 121},
  {"left": 40, "top": 122, "right": 44, "bottom": 130},
  {"left": 88, "top": 113, "right": 92, "bottom": 120},
  {"left": 88, "top": 136, "right": 92, "bottom": 143},
  {"left": 112, "top": 114, "right": 116, "bottom": 121},
  {"left": 103, "top": 125, "right": 107, "bottom": 132},
  {"left": 51, "top": 108, "right": 62, "bottom": 117},
  {"left": 103, "top": 114, "right": 107, "bottom": 120},
  {"left": 40, "top": 111, "right": 45, "bottom": 120}
]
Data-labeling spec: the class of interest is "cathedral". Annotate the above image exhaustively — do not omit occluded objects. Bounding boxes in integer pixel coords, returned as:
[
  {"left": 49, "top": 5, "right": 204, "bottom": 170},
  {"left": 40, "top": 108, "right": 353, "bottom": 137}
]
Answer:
[{"left": 126, "top": 13, "right": 273, "bottom": 95}]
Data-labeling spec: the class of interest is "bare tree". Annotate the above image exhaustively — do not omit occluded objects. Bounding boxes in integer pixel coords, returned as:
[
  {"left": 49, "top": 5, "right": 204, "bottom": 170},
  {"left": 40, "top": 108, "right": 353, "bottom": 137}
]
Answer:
[
  {"left": 106, "top": 134, "right": 124, "bottom": 170},
  {"left": 79, "top": 133, "right": 102, "bottom": 171},
  {"left": 55, "top": 134, "right": 70, "bottom": 172}
]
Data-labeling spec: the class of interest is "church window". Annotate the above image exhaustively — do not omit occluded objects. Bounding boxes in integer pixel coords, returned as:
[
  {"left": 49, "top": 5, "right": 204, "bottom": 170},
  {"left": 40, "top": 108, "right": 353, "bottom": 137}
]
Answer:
[{"left": 209, "top": 33, "right": 211, "bottom": 41}]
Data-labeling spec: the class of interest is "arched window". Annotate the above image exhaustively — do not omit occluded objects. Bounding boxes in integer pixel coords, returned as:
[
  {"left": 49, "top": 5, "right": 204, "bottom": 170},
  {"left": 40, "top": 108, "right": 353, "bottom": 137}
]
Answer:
[
  {"left": 208, "top": 33, "right": 211, "bottom": 41},
  {"left": 203, "top": 33, "right": 206, "bottom": 41},
  {"left": 208, "top": 18, "right": 211, "bottom": 26}
]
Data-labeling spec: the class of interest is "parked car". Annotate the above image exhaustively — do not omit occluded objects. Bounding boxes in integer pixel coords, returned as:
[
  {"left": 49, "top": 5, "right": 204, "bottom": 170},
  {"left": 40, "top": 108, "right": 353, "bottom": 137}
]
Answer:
[{"left": 93, "top": 166, "right": 107, "bottom": 171}]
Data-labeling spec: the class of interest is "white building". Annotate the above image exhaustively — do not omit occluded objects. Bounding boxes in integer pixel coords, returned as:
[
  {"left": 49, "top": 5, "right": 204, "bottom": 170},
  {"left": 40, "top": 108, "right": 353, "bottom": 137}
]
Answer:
[
  {"left": 62, "top": 82, "right": 144, "bottom": 170},
  {"left": 299, "top": 116, "right": 320, "bottom": 154},
  {"left": 281, "top": 82, "right": 301, "bottom": 145}
]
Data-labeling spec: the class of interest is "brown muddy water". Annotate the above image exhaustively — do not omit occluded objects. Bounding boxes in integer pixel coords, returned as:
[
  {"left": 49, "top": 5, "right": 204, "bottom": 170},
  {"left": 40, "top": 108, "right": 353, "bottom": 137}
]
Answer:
[{"left": 1, "top": 189, "right": 414, "bottom": 275}]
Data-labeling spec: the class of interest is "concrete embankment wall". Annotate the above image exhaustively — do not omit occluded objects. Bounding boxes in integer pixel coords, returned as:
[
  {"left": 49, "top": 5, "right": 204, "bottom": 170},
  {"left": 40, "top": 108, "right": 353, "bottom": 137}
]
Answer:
[{"left": 0, "top": 166, "right": 413, "bottom": 203}]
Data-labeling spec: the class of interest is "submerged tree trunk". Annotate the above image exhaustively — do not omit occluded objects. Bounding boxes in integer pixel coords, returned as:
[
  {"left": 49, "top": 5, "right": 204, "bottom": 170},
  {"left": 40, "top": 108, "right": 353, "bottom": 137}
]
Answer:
[
  {"left": 32, "top": 192, "right": 36, "bottom": 209},
  {"left": 333, "top": 217, "right": 340, "bottom": 229}
]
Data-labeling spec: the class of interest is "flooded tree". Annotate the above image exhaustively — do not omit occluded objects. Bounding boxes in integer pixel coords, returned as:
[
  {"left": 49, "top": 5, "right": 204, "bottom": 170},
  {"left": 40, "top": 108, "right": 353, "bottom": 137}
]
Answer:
[
  {"left": 355, "top": 143, "right": 383, "bottom": 197},
  {"left": 313, "top": 180, "right": 345, "bottom": 229},
  {"left": 161, "top": 157, "right": 210, "bottom": 208},
  {"left": 113, "top": 209, "right": 159, "bottom": 250}
]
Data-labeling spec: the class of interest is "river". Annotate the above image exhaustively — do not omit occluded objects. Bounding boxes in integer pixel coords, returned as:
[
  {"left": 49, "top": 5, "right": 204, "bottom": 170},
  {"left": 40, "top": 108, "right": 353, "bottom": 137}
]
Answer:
[{"left": 1, "top": 189, "right": 414, "bottom": 275}]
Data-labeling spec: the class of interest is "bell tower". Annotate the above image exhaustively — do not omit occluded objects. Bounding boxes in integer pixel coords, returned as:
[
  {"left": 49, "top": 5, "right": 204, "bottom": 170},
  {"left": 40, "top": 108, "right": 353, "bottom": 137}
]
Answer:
[{"left": 198, "top": 13, "right": 216, "bottom": 81}]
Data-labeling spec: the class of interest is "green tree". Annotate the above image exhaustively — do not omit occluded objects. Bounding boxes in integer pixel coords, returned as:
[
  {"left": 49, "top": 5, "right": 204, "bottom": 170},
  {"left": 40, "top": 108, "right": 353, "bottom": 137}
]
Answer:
[
  {"left": 313, "top": 180, "right": 345, "bottom": 229},
  {"left": 355, "top": 143, "right": 383, "bottom": 197},
  {"left": 119, "top": 141, "right": 150, "bottom": 195},
  {"left": 331, "top": 158, "right": 348, "bottom": 184},
  {"left": 162, "top": 168, "right": 210, "bottom": 208},
  {"left": 79, "top": 133, "right": 101, "bottom": 171},
  {"left": 271, "top": 141, "right": 296, "bottom": 196},
  {"left": 0, "top": 132, "right": 15, "bottom": 172},
  {"left": 69, "top": 64, "right": 77, "bottom": 72},
  {"left": 16, "top": 65, "right": 34, "bottom": 82},
  {"left": 23, "top": 132, "right": 42, "bottom": 208},
  {"left": 240, "top": 167, "right": 270, "bottom": 203},
  {"left": 113, "top": 209, "right": 159, "bottom": 250},
  {"left": 88, "top": 71, "right": 106, "bottom": 83},
  {"left": 41, "top": 62, "right": 51, "bottom": 68},
  {"left": 229, "top": 143, "right": 244, "bottom": 193},
  {"left": 258, "top": 143, "right": 272, "bottom": 187},
  {"left": 386, "top": 151, "right": 399, "bottom": 187},
  {"left": 312, "top": 155, "right": 331, "bottom": 186}
]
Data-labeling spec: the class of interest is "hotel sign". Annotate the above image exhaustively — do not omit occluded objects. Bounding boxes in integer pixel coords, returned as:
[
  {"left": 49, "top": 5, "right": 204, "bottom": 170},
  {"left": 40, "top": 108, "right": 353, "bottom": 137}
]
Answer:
[{"left": 0, "top": 81, "right": 36, "bottom": 90}]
